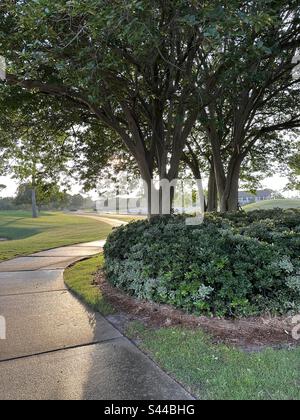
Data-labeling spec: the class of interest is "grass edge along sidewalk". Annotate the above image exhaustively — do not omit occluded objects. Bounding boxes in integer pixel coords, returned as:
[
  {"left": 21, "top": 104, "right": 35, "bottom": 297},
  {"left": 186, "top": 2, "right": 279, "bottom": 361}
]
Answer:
[{"left": 64, "top": 255, "right": 300, "bottom": 401}]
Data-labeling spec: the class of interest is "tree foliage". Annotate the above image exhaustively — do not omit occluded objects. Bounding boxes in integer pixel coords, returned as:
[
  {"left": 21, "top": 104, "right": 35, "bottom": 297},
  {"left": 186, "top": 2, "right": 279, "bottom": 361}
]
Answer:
[
  {"left": 0, "top": 93, "right": 75, "bottom": 215},
  {"left": 0, "top": 1, "right": 299, "bottom": 213}
]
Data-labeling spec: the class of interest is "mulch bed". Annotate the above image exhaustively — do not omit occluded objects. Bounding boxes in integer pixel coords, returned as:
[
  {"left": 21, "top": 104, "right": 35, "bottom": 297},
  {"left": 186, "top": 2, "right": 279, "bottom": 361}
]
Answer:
[{"left": 94, "top": 270, "right": 300, "bottom": 351}]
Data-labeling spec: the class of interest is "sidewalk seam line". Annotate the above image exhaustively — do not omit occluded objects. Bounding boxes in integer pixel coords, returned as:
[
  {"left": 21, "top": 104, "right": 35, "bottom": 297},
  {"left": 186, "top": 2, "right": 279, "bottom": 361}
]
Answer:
[
  {"left": 0, "top": 289, "right": 67, "bottom": 298},
  {"left": 0, "top": 337, "right": 122, "bottom": 364}
]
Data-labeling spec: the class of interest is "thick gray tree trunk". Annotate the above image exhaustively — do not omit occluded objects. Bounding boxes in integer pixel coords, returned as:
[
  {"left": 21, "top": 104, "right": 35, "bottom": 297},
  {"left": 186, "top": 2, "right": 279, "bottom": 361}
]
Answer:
[
  {"left": 219, "top": 157, "right": 242, "bottom": 212},
  {"left": 207, "top": 166, "right": 218, "bottom": 212}
]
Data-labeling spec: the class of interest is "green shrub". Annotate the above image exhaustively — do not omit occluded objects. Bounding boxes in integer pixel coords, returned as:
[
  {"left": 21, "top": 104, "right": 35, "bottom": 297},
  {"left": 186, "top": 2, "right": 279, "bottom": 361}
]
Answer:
[{"left": 104, "top": 210, "right": 300, "bottom": 317}]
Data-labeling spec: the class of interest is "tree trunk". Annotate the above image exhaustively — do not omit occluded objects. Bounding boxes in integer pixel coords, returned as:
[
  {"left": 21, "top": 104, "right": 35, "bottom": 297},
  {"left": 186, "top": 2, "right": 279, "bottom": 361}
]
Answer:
[
  {"left": 181, "top": 152, "right": 207, "bottom": 212},
  {"left": 143, "top": 175, "right": 179, "bottom": 219},
  {"left": 227, "top": 175, "right": 240, "bottom": 211},
  {"left": 31, "top": 188, "right": 38, "bottom": 218},
  {"left": 219, "top": 157, "right": 242, "bottom": 212},
  {"left": 207, "top": 165, "right": 218, "bottom": 212},
  {"left": 207, "top": 123, "right": 227, "bottom": 210},
  {"left": 141, "top": 176, "right": 153, "bottom": 220}
]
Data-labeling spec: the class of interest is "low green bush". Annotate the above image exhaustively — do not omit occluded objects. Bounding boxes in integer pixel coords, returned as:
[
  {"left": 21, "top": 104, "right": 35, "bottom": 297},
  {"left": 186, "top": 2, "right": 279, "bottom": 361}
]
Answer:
[{"left": 104, "top": 209, "right": 300, "bottom": 317}]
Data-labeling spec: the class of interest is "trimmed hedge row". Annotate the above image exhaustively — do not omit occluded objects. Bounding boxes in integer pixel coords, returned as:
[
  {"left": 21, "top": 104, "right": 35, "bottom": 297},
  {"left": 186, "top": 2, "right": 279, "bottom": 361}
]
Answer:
[{"left": 104, "top": 209, "right": 300, "bottom": 317}]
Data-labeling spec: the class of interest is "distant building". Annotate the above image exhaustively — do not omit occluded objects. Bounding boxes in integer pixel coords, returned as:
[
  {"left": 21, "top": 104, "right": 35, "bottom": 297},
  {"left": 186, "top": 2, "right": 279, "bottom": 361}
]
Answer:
[
  {"left": 238, "top": 189, "right": 274, "bottom": 206},
  {"left": 98, "top": 194, "right": 145, "bottom": 214}
]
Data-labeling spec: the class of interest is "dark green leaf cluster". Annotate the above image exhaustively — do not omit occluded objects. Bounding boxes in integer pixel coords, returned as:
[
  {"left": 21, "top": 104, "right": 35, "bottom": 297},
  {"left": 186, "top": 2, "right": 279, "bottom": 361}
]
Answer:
[{"left": 104, "top": 209, "right": 300, "bottom": 317}]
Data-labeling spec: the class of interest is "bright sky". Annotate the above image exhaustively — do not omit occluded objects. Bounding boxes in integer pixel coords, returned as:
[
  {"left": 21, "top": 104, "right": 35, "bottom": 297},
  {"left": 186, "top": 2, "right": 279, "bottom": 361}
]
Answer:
[
  {"left": 0, "top": 176, "right": 17, "bottom": 197},
  {"left": 0, "top": 175, "right": 83, "bottom": 198},
  {"left": 0, "top": 174, "right": 298, "bottom": 199}
]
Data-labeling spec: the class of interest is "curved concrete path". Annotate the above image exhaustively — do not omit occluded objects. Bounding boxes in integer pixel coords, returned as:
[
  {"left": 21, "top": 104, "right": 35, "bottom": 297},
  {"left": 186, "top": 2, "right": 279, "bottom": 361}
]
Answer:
[
  {"left": 0, "top": 234, "right": 192, "bottom": 399},
  {"left": 76, "top": 214, "right": 130, "bottom": 227}
]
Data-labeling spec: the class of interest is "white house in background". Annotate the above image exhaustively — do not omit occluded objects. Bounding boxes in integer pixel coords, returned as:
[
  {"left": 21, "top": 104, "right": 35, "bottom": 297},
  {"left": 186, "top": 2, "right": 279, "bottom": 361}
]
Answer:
[{"left": 238, "top": 189, "right": 275, "bottom": 206}]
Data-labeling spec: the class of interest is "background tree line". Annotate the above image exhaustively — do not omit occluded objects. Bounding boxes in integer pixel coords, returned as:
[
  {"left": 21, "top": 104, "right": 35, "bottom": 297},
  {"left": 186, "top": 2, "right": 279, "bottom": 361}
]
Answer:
[{"left": 0, "top": 184, "right": 95, "bottom": 213}]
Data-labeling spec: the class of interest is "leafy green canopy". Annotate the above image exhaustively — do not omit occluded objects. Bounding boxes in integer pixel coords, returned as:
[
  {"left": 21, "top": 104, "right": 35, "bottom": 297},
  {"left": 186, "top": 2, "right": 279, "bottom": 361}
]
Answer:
[
  {"left": 183, "top": 1, "right": 300, "bottom": 210},
  {"left": 0, "top": 0, "right": 280, "bottom": 183},
  {"left": 0, "top": 91, "right": 75, "bottom": 201}
]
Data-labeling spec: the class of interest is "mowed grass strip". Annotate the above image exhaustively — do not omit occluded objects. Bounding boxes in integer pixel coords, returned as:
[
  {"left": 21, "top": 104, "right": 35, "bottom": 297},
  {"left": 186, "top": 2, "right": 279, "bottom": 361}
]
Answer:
[
  {"left": 64, "top": 254, "right": 114, "bottom": 315},
  {"left": 127, "top": 324, "right": 300, "bottom": 400},
  {"left": 0, "top": 211, "right": 112, "bottom": 262},
  {"left": 244, "top": 199, "right": 300, "bottom": 211}
]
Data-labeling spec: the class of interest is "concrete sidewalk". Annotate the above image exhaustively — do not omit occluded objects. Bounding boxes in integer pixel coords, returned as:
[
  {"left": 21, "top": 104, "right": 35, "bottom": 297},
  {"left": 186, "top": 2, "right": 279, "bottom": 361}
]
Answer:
[{"left": 0, "top": 241, "right": 192, "bottom": 400}]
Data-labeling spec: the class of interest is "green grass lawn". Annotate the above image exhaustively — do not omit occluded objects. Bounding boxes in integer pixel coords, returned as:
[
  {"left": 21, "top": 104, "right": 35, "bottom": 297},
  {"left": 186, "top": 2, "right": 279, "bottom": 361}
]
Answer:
[
  {"left": 0, "top": 211, "right": 113, "bottom": 262},
  {"left": 127, "top": 323, "right": 300, "bottom": 401},
  {"left": 244, "top": 199, "right": 300, "bottom": 211},
  {"left": 65, "top": 255, "right": 300, "bottom": 401},
  {"left": 64, "top": 255, "right": 114, "bottom": 315}
]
